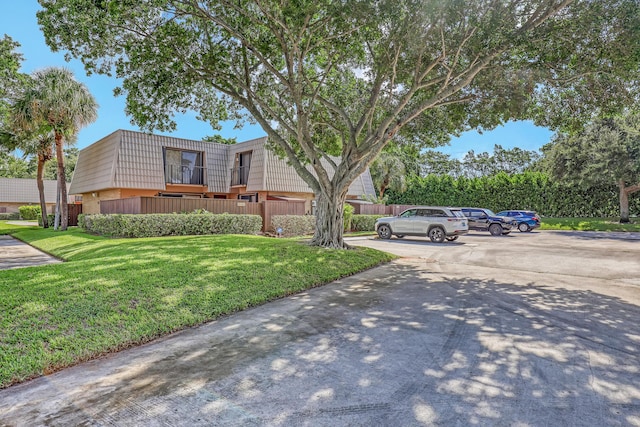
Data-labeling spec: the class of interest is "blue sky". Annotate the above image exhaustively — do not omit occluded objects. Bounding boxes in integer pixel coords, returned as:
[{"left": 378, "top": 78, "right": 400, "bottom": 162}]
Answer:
[{"left": 3, "top": 1, "right": 554, "bottom": 156}]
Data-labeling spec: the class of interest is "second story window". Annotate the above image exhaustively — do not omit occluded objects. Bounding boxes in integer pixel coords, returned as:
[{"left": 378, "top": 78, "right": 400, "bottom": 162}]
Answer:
[
  {"left": 231, "top": 151, "right": 252, "bottom": 186},
  {"left": 164, "top": 148, "right": 205, "bottom": 185}
]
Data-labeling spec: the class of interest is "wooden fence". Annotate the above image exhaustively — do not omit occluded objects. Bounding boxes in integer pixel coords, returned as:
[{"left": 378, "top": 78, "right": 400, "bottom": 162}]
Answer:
[
  {"left": 262, "top": 200, "right": 306, "bottom": 232},
  {"left": 96, "top": 197, "right": 422, "bottom": 232},
  {"left": 348, "top": 203, "right": 417, "bottom": 216},
  {"left": 99, "top": 197, "right": 305, "bottom": 231}
]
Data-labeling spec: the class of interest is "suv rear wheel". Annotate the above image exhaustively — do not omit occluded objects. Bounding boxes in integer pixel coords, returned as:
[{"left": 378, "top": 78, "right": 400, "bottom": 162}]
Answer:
[
  {"left": 489, "top": 223, "right": 503, "bottom": 236},
  {"left": 428, "top": 226, "right": 446, "bottom": 243}
]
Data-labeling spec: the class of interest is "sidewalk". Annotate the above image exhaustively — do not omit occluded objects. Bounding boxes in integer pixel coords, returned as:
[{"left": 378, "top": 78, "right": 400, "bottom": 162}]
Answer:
[{"left": 0, "top": 235, "right": 61, "bottom": 270}]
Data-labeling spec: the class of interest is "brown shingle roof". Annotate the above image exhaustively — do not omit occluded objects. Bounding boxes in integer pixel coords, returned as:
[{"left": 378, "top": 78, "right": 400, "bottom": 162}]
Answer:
[
  {"left": 70, "top": 130, "right": 376, "bottom": 198},
  {"left": 0, "top": 178, "right": 68, "bottom": 203}
]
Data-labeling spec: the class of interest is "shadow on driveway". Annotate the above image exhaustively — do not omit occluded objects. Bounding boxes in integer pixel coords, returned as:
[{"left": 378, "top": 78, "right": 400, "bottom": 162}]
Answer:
[{"left": 2, "top": 259, "right": 639, "bottom": 425}]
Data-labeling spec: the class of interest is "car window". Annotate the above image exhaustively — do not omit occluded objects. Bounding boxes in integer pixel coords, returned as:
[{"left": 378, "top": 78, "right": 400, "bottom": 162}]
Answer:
[
  {"left": 400, "top": 209, "right": 416, "bottom": 218},
  {"left": 451, "top": 210, "right": 465, "bottom": 218},
  {"left": 484, "top": 209, "right": 497, "bottom": 216},
  {"left": 423, "top": 209, "right": 445, "bottom": 217}
]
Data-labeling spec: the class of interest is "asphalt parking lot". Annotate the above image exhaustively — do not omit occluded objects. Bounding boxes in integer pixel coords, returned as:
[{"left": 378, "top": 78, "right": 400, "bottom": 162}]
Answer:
[{"left": 1, "top": 230, "right": 639, "bottom": 426}]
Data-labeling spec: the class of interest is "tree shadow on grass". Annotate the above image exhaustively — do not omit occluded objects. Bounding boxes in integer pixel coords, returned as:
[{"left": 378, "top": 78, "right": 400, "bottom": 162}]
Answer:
[{"left": 1, "top": 261, "right": 639, "bottom": 426}]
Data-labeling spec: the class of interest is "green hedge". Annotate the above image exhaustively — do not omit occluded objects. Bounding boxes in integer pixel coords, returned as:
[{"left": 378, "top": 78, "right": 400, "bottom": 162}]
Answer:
[
  {"left": 270, "top": 204, "right": 355, "bottom": 236},
  {"left": 271, "top": 215, "right": 316, "bottom": 236},
  {"left": 0, "top": 212, "right": 20, "bottom": 220},
  {"left": 79, "top": 213, "right": 262, "bottom": 238},
  {"left": 18, "top": 205, "right": 41, "bottom": 220},
  {"left": 38, "top": 214, "right": 56, "bottom": 227},
  {"left": 387, "top": 172, "right": 640, "bottom": 217},
  {"left": 352, "top": 215, "right": 386, "bottom": 231}
]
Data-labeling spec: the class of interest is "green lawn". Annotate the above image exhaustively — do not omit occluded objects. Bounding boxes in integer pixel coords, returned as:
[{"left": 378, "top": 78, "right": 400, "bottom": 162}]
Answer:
[
  {"left": 540, "top": 217, "right": 640, "bottom": 232},
  {"left": 0, "top": 222, "right": 395, "bottom": 388}
]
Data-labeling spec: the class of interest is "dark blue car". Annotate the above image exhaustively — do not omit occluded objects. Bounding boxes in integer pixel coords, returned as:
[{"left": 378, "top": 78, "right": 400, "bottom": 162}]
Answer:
[
  {"left": 496, "top": 210, "right": 541, "bottom": 232},
  {"left": 460, "top": 208, "right": 517, "bottom": 236}
]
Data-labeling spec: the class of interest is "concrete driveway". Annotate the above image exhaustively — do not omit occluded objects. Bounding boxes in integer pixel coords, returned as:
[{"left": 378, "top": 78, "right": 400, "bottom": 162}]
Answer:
[
  {"left": 0, "top": 235, "right": 61, "bottom": 270},
  {"left": 1, "top": 231, "right": 639, "bottom": 426}
]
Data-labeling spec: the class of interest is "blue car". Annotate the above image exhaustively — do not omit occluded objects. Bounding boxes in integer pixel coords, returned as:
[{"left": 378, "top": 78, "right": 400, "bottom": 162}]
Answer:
[
  {"left": 496, "top": 210, "right": 541, "bottom": 232},
  {"left": 460, "top": 207, "right": 517, "bottom": 236}
]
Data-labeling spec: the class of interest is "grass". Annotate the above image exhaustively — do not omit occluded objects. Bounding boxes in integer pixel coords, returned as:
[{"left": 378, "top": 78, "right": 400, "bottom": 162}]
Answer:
[
  {"left": 0, "top": 222, "right": 395, "bottom": 389},
  {"left": 540, "top": 217, "right": 640, "bottom": 232}
]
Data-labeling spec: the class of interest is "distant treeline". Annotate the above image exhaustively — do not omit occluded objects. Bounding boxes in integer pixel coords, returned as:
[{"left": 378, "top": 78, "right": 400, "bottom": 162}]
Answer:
[{"left": 386, "top": 172, "right": 640, "bottom": 217}]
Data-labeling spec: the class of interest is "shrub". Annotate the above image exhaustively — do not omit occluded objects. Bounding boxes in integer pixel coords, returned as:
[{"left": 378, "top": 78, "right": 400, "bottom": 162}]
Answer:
[
  {"left": 0, "top": 212, "right": 20, "bottom": 220},
  {"left": 77, "top": 214, "right": 87, "bottom": 229},
  {"left": 271, "top": 215, "right": 316, "bottom": 236},
  {"left": 18, "top": 205, "right": 41, "bottom": 220},
  {"left": 80, "top": 213, "right": 262, "bottom": 238},
  {"left": 352, "top": 215, "right": 387, "bottom": 231},
  {"left": 343, "top": 203, "right": 354, "bottom": 231},
  {"left": 38, "top": 214, "right": 56, "bottom": 227}
]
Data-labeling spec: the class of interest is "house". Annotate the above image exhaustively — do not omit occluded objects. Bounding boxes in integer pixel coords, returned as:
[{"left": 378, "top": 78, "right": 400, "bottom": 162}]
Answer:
[
  {"left": 0, "top": 178, "right": 74, "bottom": 214},
  {"left": 70, "top": 130, "right": 376, "bottom": 214}
]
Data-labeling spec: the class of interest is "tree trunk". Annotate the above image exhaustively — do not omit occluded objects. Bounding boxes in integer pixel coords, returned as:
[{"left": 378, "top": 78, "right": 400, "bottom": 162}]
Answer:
[
  {"left": 619, "top": 180, "right": 640, "bottom": 223},
  {"left": 54, "top": 186, "right": 60, "bottom": 230},
  {"left": 310, "top": 190, "right": 349, "bottom": 249},
  {"left": 55, "top": 132, "right": 68, "bottom": 231},
  {"left": 36, "top": 154, "right": 48, "bottom": 228},
  {"left": 379, "top": 182, "right": 388, "bottom": 199},
  {"left": 619, "top": 181, "right": 630, "bottom": 223}
]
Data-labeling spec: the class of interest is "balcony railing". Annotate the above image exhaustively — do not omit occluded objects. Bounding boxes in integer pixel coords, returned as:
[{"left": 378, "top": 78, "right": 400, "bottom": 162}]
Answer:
[
  {"left": 165, "top": 165, "right": 206, "bottom": 185},
  {"left": 231, "top": 166, "right": 249, "bottom": 186}
]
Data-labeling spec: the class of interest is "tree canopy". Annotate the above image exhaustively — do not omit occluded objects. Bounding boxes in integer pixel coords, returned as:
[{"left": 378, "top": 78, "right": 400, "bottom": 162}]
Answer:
[
  {"left": 38, "top": 0, "right": 640, "bottom": 246},
  {"left": 0, "top": 35, "right": 26, "bottom": 139},
  {"left": 541, "top": 113, "right": 640, "bottom": 222},
  {"left": 460, "top": 145, "right": 541, "bottom": 178}
]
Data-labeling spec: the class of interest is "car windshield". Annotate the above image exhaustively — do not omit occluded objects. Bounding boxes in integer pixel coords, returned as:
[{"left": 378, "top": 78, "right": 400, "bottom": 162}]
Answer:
[
  {"left": 484, "top": 209, "right": 497, "bottom": 216},
  {"left": 451, "top": 210, "right": 465, "bottom": 218}
]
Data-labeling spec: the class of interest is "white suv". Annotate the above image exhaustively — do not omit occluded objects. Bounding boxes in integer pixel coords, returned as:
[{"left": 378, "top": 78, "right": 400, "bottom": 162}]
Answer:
[{"left": 375, "top": 206, "right": 468, "bottom": 243}]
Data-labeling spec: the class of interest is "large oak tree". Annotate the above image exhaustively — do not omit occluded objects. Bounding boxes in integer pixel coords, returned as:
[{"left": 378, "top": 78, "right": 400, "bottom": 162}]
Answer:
[
  {"left": 542, "top": 114, "right": 640, "bottom": 222},
  {"left": 38, "top": 0, "right": 640, "bottom": 247}
]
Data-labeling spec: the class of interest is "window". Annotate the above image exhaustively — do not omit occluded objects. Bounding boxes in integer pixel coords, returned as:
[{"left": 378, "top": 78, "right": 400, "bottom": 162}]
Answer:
[
  {"left": 164, "top": 148, "right": 204, "bottom": 185},
  {"left": 231, "top": 151, "right": 252, "bottom": 186},
  {"left": 400, "top": 209, "right": 417, "bottom": 218},
  {"left": 419, "top": 209, "right": 445, "bottom": 217}
]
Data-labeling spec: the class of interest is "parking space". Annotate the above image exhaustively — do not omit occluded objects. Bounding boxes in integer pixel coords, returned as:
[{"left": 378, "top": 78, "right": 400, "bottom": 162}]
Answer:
[{"left": 350, "top": 230, "right": 640, "bottom": 288}]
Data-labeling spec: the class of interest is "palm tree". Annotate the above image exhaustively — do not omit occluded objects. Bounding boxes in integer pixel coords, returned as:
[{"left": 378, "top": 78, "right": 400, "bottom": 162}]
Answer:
[
  {"left": 16, "top": 67, "right": 97, "bottom": 230},
  {"left": 1, "top": 128, "right": 55, "bottom": 227},
  {"left": 370, "top": 151, "right": 407, "bottom": 200}
]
